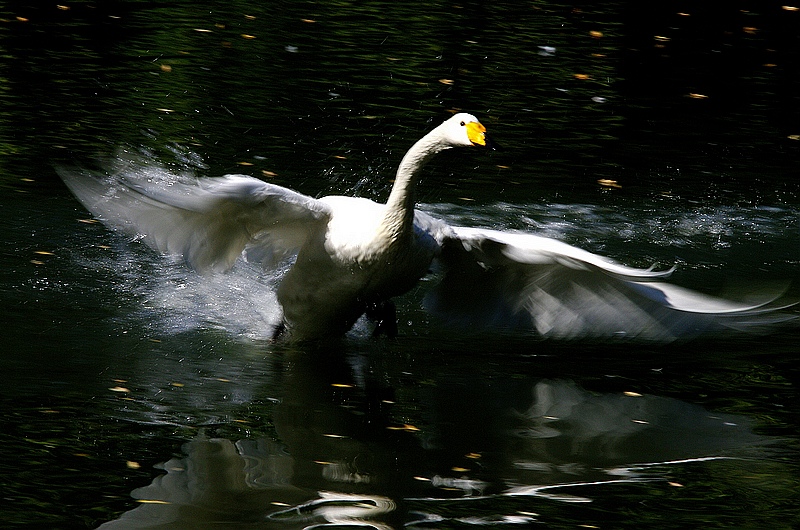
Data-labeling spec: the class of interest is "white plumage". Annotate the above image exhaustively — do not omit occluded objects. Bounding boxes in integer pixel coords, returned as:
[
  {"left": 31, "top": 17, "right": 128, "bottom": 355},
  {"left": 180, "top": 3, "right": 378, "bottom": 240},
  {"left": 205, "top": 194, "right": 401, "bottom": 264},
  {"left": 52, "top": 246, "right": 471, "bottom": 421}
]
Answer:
[{"left": 58, "top": 113, "right": 792, "bottom": 341}]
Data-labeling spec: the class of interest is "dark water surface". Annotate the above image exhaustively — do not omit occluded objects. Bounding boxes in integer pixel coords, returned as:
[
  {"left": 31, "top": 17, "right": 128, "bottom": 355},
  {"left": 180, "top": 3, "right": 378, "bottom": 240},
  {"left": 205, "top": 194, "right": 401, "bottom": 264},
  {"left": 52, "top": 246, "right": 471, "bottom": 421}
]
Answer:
[{"left": 2, "top": 2, "right": 800, "bottom": 528}]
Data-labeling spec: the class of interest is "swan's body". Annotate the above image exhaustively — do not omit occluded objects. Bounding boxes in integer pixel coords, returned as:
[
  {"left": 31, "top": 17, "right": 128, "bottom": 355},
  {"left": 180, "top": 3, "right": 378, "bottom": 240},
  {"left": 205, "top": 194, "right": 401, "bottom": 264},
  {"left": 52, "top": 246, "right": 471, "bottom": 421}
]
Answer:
[{"left": 58, "top": 114, "right": 792, "bottom": 342}]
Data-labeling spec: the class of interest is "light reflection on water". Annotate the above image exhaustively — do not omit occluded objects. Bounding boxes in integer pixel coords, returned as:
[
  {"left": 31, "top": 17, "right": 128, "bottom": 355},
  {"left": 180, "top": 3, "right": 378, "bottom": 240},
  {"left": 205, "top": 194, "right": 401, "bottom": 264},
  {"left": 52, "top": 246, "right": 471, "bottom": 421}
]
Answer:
[{"left": 95, "top": 370, "right": 769, "bottom": 528}]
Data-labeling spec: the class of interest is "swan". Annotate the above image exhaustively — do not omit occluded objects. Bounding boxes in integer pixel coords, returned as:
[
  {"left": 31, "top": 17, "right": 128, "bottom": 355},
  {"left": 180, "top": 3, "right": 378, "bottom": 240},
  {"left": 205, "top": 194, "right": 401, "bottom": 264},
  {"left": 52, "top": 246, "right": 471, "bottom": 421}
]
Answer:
[{"left": 58, "top": 113, "right": 792, "bottom": 342}]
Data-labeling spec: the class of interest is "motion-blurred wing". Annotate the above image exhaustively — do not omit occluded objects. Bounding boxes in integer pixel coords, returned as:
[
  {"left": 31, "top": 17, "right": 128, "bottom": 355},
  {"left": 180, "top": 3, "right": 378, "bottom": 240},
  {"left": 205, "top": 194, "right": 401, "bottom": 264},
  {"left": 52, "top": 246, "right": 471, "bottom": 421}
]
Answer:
[
  {"left": 426, "top": 226, "right": 792, "bottom": 341},
  {"left": 58, "top": 164, "right": 332, "bottom": 273}
]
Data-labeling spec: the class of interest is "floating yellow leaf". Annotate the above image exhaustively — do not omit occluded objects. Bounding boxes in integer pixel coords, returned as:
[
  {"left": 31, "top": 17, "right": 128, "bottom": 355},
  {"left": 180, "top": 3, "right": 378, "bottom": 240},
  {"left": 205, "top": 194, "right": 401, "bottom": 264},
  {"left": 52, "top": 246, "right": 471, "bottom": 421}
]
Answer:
[
  {"left": 687, "top": 93, "right": 708, "bottom": 99},
  {"left": 127, "top": 461, "right": 141, "bottom": 469},
  {"left": 170, "top": 382, "right": 184, "bottom": 387},
  {"left": 387, "top": 424, "right": 420, "bottom": 432},
  {"left": 624, "top": 391, "right": 642, "bottom": 397},
  {"left": 669, "top": 481, "right": 684, "bottom": 487},
  {"left": 782, "top": 5, "right": 799, "bottom": 11},
  {"left": 57, "top": 5, "right": 70, "bottom": 10},
  {"left": 439, "top": 79, "right": 455, "bottom": 85},
  {"left": 331, "top": 383, "right": 353, "bottom": 388},
  {"left": 654, "top": 35, "right": 671, "bottom": 42},
  {"left": 241, "top": 34, "right": 256, "bottom": 39},
  {"left": 598, "top": 179, "right": 621, "bottom": 189},
  {"left": 193, "top": 28, "right": 212, "bottom": 33},
  {"left": 465, "top": 452, "right": 482, "bottom": 459},
  {"left": 109, "top": 386, "right": 130, "bottom": 393},
  {"left": 302, "top": 19, "right": 316, "bottom": 23},
  {"left": 238, "top": 161, "right": 253, "bottom": 166},
  {"left": 136, "top": 499, "right": 171, "bottom": 504},
  {"left": 34, "top": 250, "right": 55, "bottom": 256},
  {"left": 160, "top": 64, "right": 172, "bottom": 72},
  {"left": 573, "top": 73, "right": 590, "bottom": 80},
  {"left": 589, "top": 30, "right": 603, "bottom": 38},
  {"left": 451, "top": 467, "right": 469, "bottom": 472},
  {"left": 787, "top": 134, "right": 800, "bottom": 141}
]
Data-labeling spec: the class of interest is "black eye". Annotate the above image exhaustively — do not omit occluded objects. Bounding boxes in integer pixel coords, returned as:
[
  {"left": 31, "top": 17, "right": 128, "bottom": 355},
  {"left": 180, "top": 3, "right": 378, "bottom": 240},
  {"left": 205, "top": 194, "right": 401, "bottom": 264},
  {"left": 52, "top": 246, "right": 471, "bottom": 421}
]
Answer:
[{"left": 460, "top": 121, "right": 465, "bottom": 126}]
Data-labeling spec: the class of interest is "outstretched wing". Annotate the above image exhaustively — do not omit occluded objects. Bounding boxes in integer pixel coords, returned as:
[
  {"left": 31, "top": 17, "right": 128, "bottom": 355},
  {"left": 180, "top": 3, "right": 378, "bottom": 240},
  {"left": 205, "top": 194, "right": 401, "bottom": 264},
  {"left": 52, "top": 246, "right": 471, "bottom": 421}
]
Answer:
[
  {"left": 426, "top": 226, "right": 792, "bottom": 341},
  {"left": 58, "top": 163, "right": 332, "bottom": 273}
]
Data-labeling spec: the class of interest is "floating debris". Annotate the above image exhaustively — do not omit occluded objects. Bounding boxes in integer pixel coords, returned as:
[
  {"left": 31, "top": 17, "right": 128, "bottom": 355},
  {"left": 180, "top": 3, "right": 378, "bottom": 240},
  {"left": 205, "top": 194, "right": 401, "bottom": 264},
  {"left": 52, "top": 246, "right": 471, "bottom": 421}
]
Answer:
[
  {"left": 387, "top": 424, "right": 420, "bottom": 432},
  {"left": 598, "top": 179, "right": 621, "bottom": 189}
]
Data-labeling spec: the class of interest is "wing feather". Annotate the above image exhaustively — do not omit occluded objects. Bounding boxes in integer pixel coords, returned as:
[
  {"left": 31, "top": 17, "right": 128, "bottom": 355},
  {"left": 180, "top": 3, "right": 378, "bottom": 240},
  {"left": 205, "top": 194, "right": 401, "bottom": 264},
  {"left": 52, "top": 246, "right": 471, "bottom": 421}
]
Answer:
[
  {"left": 426, "top": 227, "right": 793, "bottom": 341},
  {"left": 58, "top": 163, "right": 331, "bottom": 273}
]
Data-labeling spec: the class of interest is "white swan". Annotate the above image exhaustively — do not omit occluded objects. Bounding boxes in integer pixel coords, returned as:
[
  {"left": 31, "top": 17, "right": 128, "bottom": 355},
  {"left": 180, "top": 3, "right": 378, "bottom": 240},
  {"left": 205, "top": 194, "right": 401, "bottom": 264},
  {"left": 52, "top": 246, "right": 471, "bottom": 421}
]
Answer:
[{"left": 58, "top": 113, "right": 792, "bottom": 342}]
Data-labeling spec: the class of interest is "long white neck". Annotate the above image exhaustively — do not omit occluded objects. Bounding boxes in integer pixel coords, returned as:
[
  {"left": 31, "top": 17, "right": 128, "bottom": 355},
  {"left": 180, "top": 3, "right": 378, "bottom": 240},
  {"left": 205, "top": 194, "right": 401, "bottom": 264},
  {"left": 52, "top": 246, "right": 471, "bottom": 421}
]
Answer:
[{"left": 382, "top": 125, "right": 450, "bottom": 239}]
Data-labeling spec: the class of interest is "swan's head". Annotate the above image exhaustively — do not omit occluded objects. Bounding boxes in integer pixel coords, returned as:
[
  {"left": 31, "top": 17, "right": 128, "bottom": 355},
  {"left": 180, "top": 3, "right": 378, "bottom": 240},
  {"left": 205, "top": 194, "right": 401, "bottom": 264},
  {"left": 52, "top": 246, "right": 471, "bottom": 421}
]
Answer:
[{"left": 440, "top": 113, "right": 489, "bottom": 148}]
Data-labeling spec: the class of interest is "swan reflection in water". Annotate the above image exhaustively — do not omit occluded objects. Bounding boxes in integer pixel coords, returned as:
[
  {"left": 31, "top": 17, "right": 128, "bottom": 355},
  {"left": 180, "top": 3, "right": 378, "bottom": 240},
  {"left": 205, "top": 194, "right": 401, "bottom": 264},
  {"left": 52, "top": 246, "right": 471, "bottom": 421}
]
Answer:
[
  {"left": 58, "top": 114, "right": 794, "bottom": 343},
  {"left": 98, "top": 377, "right": 765, "bottom": 528}
]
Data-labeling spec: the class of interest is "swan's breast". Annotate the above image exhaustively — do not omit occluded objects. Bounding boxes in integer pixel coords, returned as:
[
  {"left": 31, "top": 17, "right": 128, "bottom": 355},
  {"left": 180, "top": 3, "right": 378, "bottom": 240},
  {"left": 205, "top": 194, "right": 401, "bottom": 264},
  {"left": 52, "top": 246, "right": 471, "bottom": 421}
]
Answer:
[{"left": 318, "top": 195, "right": 389, "bottom": 263}]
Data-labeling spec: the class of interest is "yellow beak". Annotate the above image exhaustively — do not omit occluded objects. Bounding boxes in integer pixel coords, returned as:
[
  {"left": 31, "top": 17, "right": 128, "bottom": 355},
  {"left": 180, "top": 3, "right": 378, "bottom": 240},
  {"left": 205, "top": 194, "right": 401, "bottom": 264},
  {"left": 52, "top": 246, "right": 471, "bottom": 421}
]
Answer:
[{"left": 465, "top": 121, "right": 487, "bottom": 146}]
